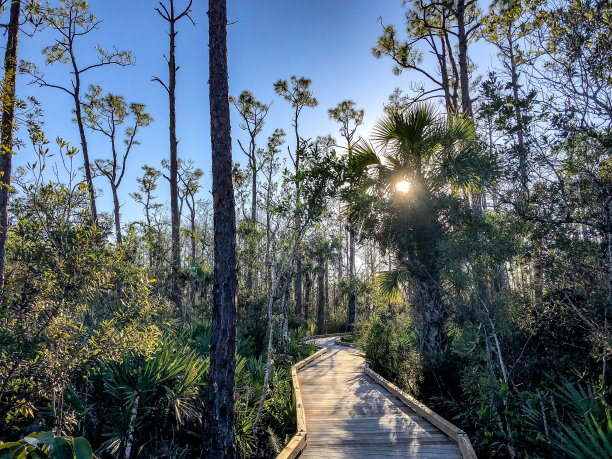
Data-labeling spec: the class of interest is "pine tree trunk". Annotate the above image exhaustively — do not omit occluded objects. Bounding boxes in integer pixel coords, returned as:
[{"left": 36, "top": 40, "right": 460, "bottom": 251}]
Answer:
[
  {"left": 191, "top": 212, "right": 197, "bottom": 264},
  {"left": 167, "top": 4, "right": 183, "bottom": 315},
  {"left": 348, "top": 225, "right": 357, "bottom": 326},
  {"left": 206, "top": 0, "right": 238, "bottom": 457},
  {"left": 295, "top": 254, "right": 302, "bottom": 316},
  {"left": 73, "top": 89, "right": 98, "bottom": 223},
  {"left": 0, "top": 0, "right": 21, "bottom": 290},
  {"left": 251, "top": 163, "right": 257, "bottom": 223},
  {"left": 316, "top": 262, "right": 325, "bottom": 334},
  {"left": 304, "top": 270, "right": 311, "bottom": 320},
  {"left": 112, "top": 185, "right": 122, "bottom": 245},
  {"left": 456, "top": 0, "right": 472, "bottom": 117}
]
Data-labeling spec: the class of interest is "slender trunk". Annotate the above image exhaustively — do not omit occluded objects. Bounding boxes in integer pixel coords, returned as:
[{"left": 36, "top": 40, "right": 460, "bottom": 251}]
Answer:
[
  {"left": 191, "top": 211, "right": 196, "bottom": 264},
  {"left": 112, "top": 185, "right": 122, "bottom": 245},
  {"left": 0, "top": 0, "right": 21, "bottom": 289},
  {"left": 456, "top": 0, "right": 472, "bottom": 117},
  {"left": 294, "top": 116, "right": 302, "bottom": 317},
  {"left": 145, "top": 202, "right": 155, "bottom": 268},
  {"left": 251, "top": 163, "right": 257, "bottom": 223},
  {"left": 348, "top": 225, "right": 357, "bottom": 326},
  {"left": 124, "top": 362, "right": 142, "bottom": 459},
  {"left": 304, "top": 270, "right": 311, "bottom": 320},
  {"left": 338, "top": 243, "right": 343, "bottom": 280},
  {"left": 190, "top": 210, "right": 197, "bottom": 307},
  {"left": 316, "top": 262, "right": 325, "bottom": 334},
  {"left": 438, "top": 26, "right": 453, "bottom": 112},
  {"left": 282, "top": 303, "right": 289, "bottom": 354},
  {"left": 74, "top": 91, "right": 98, "bottom": 223},
  {"left": 254, "top": 278, "right": 286, "bottom": 430},
  {"left": 507, "top": 33, "right": 528, "bottom": 196},
  {"left": 168, "top": 2, "right": 182, "bottom": 315},
  {"left": 324, "top": 260, "right": 329, "bottom": 320},
  {"left": 295, "top": 256, "right": 302, "bottom": 316},
  {"left": 246, "top": 165, "right": 257, "bottom": 292},
  {"left": 206, "top": 0, "right": 238, "bottom": 457},
  {"left": 443, "top": 29, "right": 460, "bottom": 111},
  {"left": 265, "top": 190, "right": 272, "bottom": 291}
]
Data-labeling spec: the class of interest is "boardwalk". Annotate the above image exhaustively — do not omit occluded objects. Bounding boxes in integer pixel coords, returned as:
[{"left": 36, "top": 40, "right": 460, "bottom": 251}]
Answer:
[{"left": 298, "top": 337, "right": 463, "bottom": 458}]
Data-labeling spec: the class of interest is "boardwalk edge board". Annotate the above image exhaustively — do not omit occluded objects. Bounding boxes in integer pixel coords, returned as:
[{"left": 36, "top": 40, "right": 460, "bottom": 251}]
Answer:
[
  {"left": 308, "top": 331, "right": 353, "bottom": 339},
  {"left": 277, "top": 347, "right": 328, "bottom": 459},
  {"left": 334, "top": 338, "right": 358, "bottom": 348},
  {"left": 364, "top": 364, "right": 478, "bottom": 459}
]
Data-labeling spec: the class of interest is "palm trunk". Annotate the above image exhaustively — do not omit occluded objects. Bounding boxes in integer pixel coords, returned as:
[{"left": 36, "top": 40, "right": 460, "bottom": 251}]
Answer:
[
  {"left": 417, "top": 278, "right": 447, "bottom": 356},
  {"left": 206, "top": 0, "right": 238, "bottom": 456},
  {"left": 0, "top": 0, "right": 21, "bottom": 290}
]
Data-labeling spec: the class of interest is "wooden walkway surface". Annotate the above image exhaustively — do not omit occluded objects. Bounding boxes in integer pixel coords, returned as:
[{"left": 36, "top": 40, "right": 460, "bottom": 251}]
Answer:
[{"left": 297, "top": 337, "right": 463, "bottom": 458}]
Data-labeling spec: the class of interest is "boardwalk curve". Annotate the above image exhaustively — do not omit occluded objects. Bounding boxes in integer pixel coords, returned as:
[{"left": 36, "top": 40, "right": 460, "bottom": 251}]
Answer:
[{"left": 296, "top": 336, "right": 466, "bottom": 458}]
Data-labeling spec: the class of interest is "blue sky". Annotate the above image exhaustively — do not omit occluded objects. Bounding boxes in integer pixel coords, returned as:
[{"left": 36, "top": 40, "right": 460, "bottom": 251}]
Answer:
[{"left": 14, "top": 0, "right": 491, "bottom": 219}]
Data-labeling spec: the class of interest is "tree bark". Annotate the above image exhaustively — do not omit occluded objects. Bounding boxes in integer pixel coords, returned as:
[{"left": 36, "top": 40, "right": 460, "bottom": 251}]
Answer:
[
  {"left": 348, "top": 226, "right": 357, "bottom": 326},
  {"left": 167, "top": 1, "right": 183, "bottom": 315},
  {"left": 111, "top": 185, "right": 122, "bottom": 245},
  {"left": 316, "top": 262, "right": 325, "bottom": 334},
  {"left": 73, "top": 88, "right": 98, "bottom": 223},
  {"left": 295, "top": 252, "right": 303, "bottom": 316},
  {"left": 206, "top": 0, "right": 238, "bottom": 457},
  {"left": 303, "top": 269, "right": 311, "bottom": 320},
  {"left": 0, "top": 0, "right": 21, "bottom": 290},
  {"left": 456, "top": 0, "right": 472, "bottom": 117}
]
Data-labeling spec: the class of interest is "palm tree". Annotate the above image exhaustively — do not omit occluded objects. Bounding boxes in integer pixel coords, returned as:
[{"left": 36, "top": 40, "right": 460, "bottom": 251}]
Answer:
[{"left": 351, "top": 104, "right": 487, "bottom": 357}]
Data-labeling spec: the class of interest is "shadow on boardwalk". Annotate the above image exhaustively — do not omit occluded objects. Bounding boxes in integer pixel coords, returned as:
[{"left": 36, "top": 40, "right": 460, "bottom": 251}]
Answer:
[{"left": 298, "top": 337, "right": 462, "bottom": 458}]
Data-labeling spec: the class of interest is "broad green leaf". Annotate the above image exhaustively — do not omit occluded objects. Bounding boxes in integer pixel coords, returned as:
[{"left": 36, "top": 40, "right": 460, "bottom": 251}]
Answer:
[
  {"left": 72, "top": 438, "right": 93, "bottom": 459},
  {"left": 50, "top": 438, "right": 72, "bottom": 459}
]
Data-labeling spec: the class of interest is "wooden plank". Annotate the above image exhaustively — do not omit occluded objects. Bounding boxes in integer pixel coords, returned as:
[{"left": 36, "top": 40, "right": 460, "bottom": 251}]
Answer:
[
  {"left": 281, "top": 336, "right": 471, "bottom": 459},
  {"left": 276, "top": 346, "right": 327, "bottom": 459},
  {"left": 308, "top": 332, "right": 354, "bottom": 339},
  {"left": 365, "top": 366, "right": 477, "bottom": 459},
  {"left": 294, "top": 347, "right": 327, "bottom": 371},
  {"left": 276, "top": 433, "right": 305, "bottom": 459}
]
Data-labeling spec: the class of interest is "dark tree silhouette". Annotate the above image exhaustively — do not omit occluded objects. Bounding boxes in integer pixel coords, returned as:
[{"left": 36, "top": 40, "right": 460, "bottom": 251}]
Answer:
[{"left": 206, "top": 0, "right": 238, "bottom": 457}]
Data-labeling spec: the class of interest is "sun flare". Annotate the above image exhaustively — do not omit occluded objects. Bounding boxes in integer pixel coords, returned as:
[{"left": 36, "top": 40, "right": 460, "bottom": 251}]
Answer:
[{"left": 396, "top": 179, "right": 411, "bottom": 193}]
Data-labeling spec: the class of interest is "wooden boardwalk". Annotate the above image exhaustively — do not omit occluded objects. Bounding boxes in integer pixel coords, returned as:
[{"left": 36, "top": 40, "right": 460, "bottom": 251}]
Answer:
[{"left": 297, "top": 337, "right": 463, "bottom": 458}]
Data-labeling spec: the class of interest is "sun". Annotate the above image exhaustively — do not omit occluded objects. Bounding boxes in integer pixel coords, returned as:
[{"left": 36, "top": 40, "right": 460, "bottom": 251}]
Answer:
[{"left": 396, "top": 179, "right": 411, "bottom": 193}]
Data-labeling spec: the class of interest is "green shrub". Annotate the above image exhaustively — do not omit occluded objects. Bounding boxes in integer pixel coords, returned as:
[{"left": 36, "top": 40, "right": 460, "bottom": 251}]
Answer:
[
  {"left": 0, "top": 431, "right": 93, "bottom": 459},
  {"left": 359, "top": 306, "right": 423, "bottom": 395}
]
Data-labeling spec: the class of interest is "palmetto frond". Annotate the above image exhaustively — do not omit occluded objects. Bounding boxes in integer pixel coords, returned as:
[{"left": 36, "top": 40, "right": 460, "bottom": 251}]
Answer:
[
  {"left": 362, "top": 103, "right": 486, "bottom": 195},
  {"left": 372, "top": 104, "right": 438, "bottom": 151},
  {"left": 377, "top": 268, "right": 409, "bottom": 300}
]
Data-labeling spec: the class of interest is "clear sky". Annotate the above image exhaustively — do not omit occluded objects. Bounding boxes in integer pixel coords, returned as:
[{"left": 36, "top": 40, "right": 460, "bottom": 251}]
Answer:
[{"left": 14, "top": 0, "right": 489, "bottom": 219}]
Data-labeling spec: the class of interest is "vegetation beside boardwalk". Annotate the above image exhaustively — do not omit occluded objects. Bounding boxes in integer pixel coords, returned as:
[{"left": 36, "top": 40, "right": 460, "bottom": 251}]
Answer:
[{"left": 0, "top": 0, "right": 611, "bottom": 457}]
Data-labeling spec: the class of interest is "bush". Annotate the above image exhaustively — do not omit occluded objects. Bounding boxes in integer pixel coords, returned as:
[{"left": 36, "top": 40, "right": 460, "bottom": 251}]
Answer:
[{"left": 359, "top": 305, "right": 423, "bottom": 395}]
